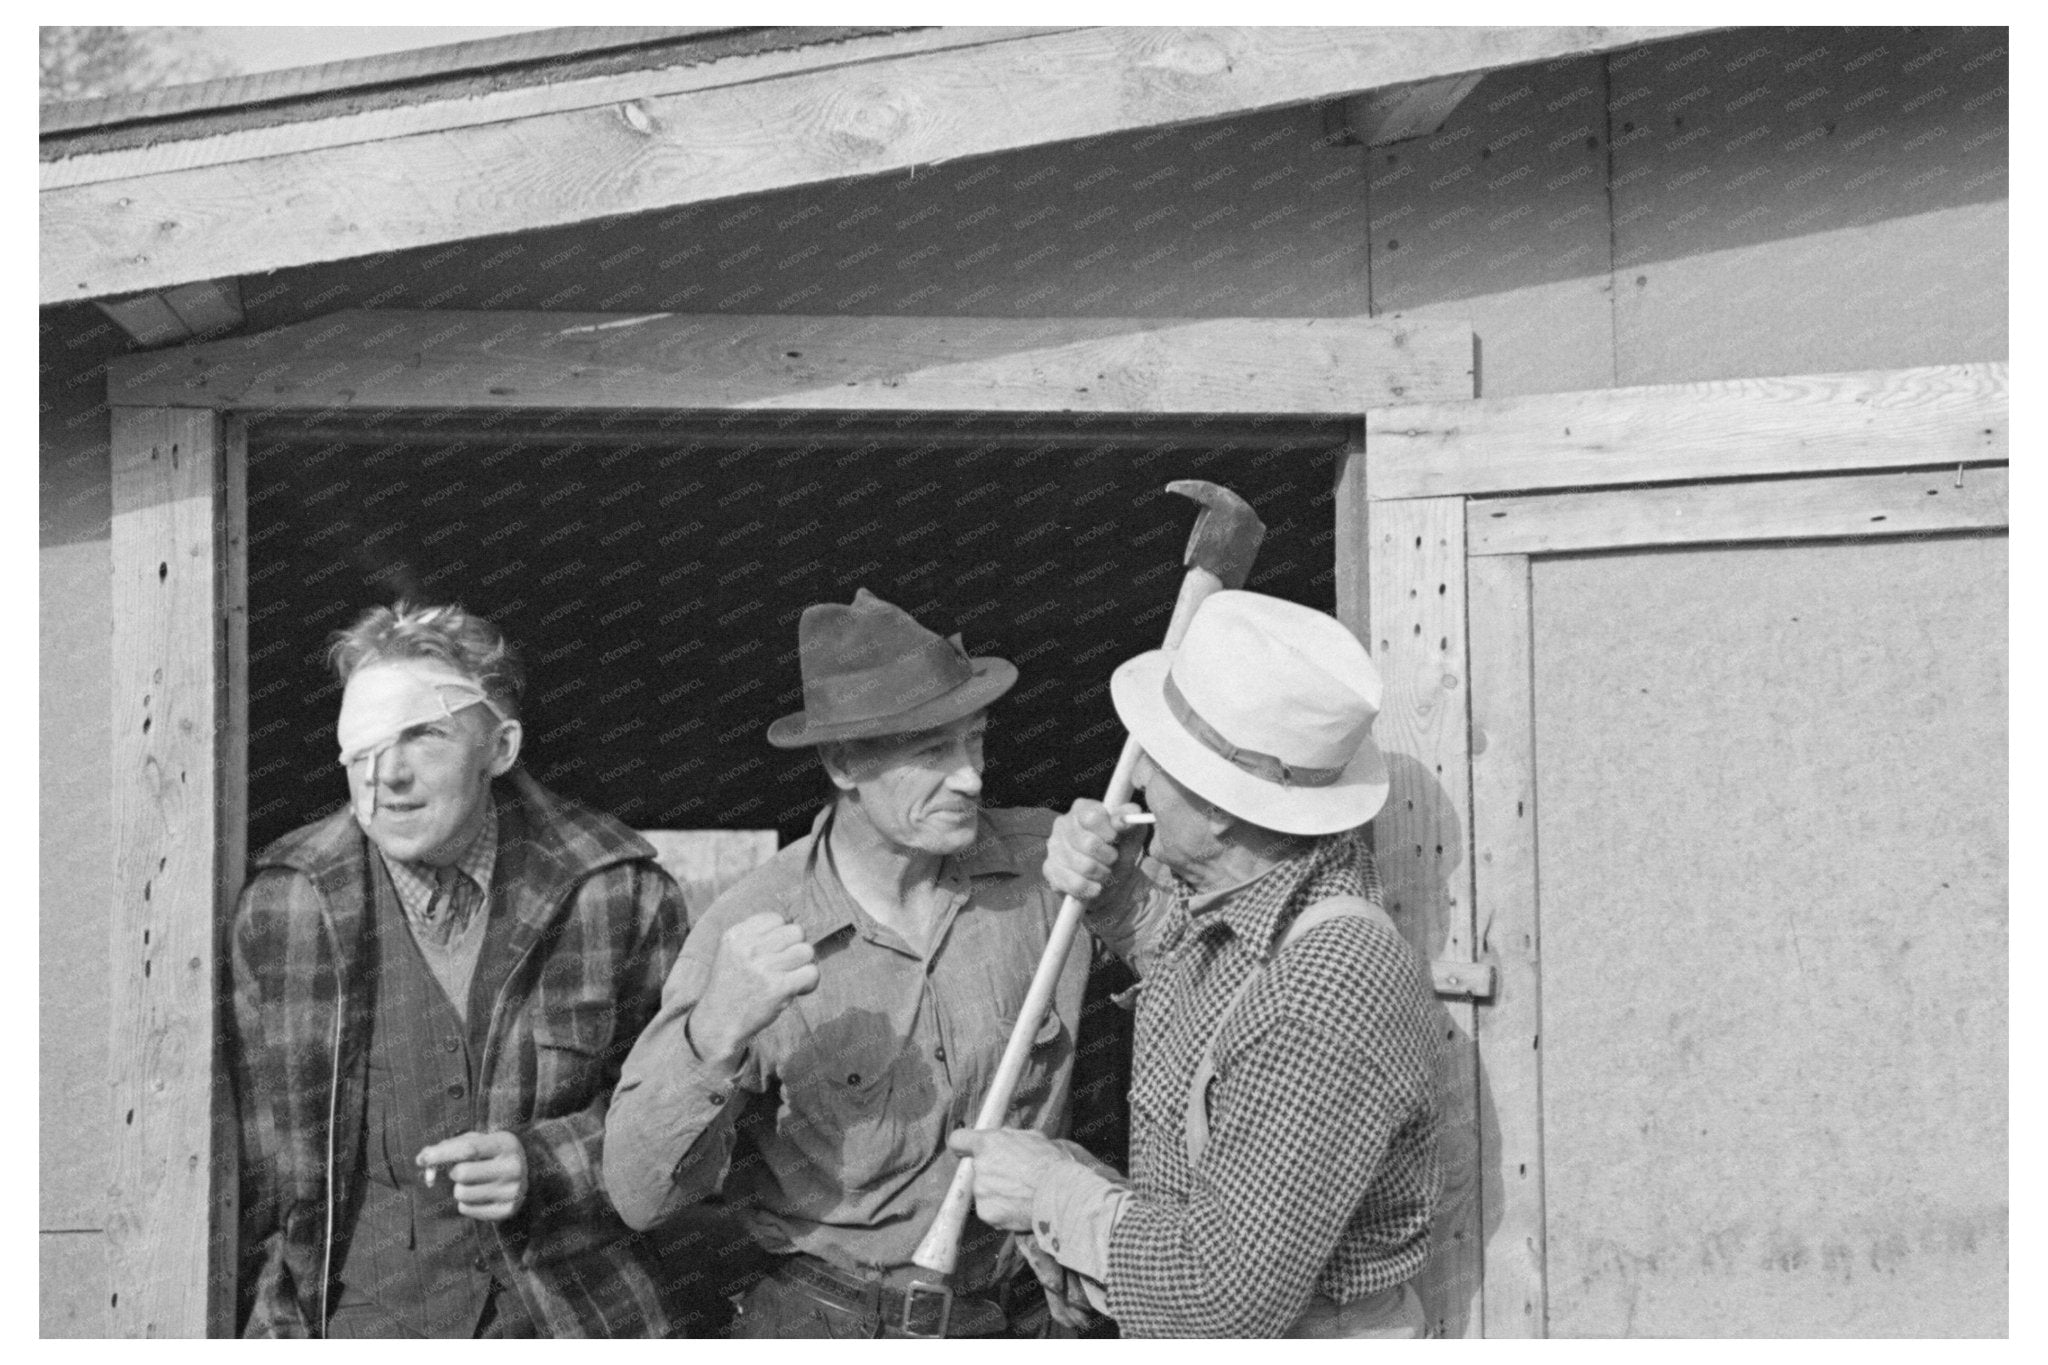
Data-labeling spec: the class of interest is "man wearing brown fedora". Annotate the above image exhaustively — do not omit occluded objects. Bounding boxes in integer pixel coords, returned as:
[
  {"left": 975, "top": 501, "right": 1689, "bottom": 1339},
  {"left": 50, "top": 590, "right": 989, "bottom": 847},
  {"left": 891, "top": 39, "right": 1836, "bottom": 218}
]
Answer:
[
  {"left": 603, "top": 588, "right": 1135, "bottom": 1337},
  {"left": 947, "top": 590, "right": 1444, "bottom": 1338}
]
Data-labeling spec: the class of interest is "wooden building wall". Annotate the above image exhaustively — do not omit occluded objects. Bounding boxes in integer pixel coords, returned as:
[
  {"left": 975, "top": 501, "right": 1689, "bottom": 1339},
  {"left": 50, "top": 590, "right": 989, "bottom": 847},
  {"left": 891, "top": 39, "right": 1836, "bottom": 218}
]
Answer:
[
  {"left": 1533, "top": 535, "right": 2006, "bottom": 1334},
  {"left": 39, "top": 25, "right": 2006, "bottom": 1335}
]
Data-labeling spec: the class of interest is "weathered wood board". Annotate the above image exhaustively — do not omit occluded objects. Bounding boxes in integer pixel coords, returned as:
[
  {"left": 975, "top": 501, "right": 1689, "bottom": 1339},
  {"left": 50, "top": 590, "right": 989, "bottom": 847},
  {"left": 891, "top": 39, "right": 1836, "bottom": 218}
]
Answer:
[
  {"left": 43, "top": 26, "right": 1705, "bottom": 303},
  {"left": 640, "top": 829, "right": 782, "bottom": 920},
  {"left": 1367, "top": 362, "right": 2006, "bottom": 500},
  {"left": 1467, "top": 464, "right": 2008, "bottom": 556},
  {"left": 39, "top": 29, "right": 1075, "bottom": 187},
  {"left": 1364, "top": 495, "right": 1482, "bottom": 1336},
  {"left": 1466, "top": 553, "right": 1546, "bottom": 1336},
  {"left": 1530, "top": 534, "right": 2006, "bottom": 1336},
  {"left": 108, "top": 311, "right": 1475, "bottom": 416},
  {"left": 107, "top": 407, "right": 239, "bottom": 1338}
]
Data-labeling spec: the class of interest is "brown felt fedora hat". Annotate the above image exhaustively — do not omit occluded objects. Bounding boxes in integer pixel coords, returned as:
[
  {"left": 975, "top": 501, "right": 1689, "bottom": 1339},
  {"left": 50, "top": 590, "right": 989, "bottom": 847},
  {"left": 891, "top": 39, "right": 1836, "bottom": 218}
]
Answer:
[{"left": 766, "top": 588, "right": 1017, "bottom": 748}]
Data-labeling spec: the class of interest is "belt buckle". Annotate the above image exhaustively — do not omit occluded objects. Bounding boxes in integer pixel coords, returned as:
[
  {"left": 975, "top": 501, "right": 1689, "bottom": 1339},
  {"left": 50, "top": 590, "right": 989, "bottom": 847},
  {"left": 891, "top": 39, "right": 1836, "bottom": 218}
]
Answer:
[{"left": 899, "top": 1279, "right": 953, "bottom": 1338}]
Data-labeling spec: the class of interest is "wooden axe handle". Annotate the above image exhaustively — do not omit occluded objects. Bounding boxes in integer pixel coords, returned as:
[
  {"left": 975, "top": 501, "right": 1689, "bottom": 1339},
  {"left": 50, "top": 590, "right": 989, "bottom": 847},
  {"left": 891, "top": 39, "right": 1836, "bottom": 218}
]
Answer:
[{"left": 911, "top": 562, "right": 1227, "bottom": 1277}]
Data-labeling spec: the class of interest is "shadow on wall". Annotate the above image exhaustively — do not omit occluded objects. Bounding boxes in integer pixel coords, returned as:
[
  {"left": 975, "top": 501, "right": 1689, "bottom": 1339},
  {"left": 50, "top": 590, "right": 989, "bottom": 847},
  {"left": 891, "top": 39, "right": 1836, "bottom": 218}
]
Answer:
[
  {"left": 1366, "top": 28, "right": 2007, "bottom": 314},
  {"left": 1379, "top": 751, "right": 1501, "bottom": 1341}
]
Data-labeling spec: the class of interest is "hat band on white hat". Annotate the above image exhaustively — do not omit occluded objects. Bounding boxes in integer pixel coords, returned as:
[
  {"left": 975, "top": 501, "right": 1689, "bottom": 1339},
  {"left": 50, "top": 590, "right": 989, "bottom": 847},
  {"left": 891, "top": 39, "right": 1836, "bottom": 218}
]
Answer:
[{"left": 1163, "top": 672, "right": 1345, "bottom": 790}]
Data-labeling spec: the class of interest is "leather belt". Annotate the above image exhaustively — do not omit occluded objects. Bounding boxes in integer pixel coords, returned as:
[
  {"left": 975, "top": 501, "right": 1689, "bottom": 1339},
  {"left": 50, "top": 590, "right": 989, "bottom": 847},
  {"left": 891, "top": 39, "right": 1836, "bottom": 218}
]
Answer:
[{"left": 772, "top": 1254, "right": 1007, "bottom": 1338}]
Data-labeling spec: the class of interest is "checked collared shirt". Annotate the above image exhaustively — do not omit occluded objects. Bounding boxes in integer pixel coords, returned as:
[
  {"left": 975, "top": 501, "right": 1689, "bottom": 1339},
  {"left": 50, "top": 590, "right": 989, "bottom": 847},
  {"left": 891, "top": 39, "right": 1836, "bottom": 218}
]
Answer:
[
  {"left": 1031, "top": 830, "right": 1443, "bottom": 1337},
  {"left": 378, "top": 802, "right": 497, "bottom": 1016}
]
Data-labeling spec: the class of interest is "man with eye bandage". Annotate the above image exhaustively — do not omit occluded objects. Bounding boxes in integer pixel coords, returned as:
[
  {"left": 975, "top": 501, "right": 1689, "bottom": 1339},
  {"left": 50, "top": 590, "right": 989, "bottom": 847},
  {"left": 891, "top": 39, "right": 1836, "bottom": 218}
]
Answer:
[{"left": 227, "top": 601, "right": 688, "bottom": 1337}]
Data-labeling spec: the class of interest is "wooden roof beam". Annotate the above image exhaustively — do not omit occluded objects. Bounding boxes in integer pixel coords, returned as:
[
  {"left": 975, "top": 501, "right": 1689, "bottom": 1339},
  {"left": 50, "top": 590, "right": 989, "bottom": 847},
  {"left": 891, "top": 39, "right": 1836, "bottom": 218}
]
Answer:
[
  {"left": 40, "top": 28, "right": 1061, "bottom": 189},
  {"left": 106, "top": 309, "right": 1477, "bottom": 416},
  {"left": 1365, "top": 362, "right": 2010, "bottom": 499},
  {"left": 44, "top": 25, "right": 1713, "bottom": 305}
]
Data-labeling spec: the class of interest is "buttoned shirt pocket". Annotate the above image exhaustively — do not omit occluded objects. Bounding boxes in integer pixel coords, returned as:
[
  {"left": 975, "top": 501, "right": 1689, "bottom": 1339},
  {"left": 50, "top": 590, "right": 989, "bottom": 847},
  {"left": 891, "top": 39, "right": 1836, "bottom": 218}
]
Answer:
[
  {"left": 779, "top": 1007, "right": 936, "bottom": 1196},
  {"left": 1005, "top": 1005, "right": 1070, "bottom": 1119},
  {"left": 527, "top": 1000, "right": 614, "bottom": 1114}
]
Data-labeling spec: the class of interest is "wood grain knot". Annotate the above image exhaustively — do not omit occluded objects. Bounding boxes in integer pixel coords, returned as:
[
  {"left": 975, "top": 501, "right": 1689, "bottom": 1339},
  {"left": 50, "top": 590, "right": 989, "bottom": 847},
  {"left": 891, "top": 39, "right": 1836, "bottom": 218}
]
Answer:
[
  {"left": 1133, "top": 33, "right": 1233, "bottom": 79},
  {"left": 820, "top": 85, "right": 918, "bottom": 161},
  {"left": 618, "top": 101, "right": 657, "bottom": 136}
]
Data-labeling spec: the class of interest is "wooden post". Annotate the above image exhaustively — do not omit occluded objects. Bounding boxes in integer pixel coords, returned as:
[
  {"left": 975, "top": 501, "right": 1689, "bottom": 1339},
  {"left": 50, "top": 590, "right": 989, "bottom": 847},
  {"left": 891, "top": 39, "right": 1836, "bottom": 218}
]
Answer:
[
  {"left": 1466, "top": 553, "right": 1545, "bottom": 1335},
  {"left": 1365, "top": 495, "right": 1480, "bottom": 1337},
  {"left": 1331, "top": 424, "right": 1370, "bottom": 640},
  {"left": 108, "top": 406, "right": 243, "bottom": 1337}
]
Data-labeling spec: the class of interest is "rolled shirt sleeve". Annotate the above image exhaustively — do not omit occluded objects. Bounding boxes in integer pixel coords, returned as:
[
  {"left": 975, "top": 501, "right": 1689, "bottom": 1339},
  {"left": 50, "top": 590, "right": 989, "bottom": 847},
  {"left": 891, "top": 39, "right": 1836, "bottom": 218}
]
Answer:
[
  {"left": 600, "top": 942, "right": 756, "bottom": 1230},
  {"left": 1027, "top": 1142, "right": 1132, "bottom": 1315}
]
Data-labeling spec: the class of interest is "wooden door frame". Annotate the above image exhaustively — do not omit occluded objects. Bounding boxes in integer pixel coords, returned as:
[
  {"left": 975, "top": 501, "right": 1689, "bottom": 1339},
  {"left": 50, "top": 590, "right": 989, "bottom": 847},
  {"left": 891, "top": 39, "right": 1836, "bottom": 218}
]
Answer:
[
  {"left": 1362, "top": 361, "right": 2008, "bottom": 1336},
  {"left": 103, "top": 307, "right": 1478, "bottom": 1335}
]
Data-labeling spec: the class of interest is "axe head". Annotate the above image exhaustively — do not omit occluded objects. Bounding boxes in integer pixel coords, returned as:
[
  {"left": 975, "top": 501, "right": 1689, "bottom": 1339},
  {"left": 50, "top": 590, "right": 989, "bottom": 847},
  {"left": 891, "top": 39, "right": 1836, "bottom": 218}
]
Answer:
[{"left": 1167, "top": 479, "right": 1265, "bottom": 590}]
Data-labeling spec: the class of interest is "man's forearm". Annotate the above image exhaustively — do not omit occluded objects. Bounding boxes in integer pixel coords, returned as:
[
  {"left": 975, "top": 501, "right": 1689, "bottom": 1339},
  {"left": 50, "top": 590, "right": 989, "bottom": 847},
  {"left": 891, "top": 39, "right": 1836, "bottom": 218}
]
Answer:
[
  {"left": 1029, "top": 1147, "right": 1132, "bottom": 1290},
  {"left": 1083, "top": 848, "right": 1178, "bottom": 978},
  {"left": 601, "top": 1001, "right": 750, "bottom": 1229}
]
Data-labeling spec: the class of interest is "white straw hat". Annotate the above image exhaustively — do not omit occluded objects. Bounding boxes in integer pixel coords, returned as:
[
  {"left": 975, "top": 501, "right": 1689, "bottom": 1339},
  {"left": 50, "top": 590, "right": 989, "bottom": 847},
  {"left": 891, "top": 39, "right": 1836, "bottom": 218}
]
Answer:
[{"left": 1110, "top": 590, "right": 1389, "bottom": 835}]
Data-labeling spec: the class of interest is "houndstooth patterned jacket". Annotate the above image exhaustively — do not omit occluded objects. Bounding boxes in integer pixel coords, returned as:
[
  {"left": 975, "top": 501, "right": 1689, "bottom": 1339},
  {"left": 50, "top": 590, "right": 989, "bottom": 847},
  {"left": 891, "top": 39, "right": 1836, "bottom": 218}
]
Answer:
[{"left": 1100, "top": 830, "right": 1444, "bottom": 1337}]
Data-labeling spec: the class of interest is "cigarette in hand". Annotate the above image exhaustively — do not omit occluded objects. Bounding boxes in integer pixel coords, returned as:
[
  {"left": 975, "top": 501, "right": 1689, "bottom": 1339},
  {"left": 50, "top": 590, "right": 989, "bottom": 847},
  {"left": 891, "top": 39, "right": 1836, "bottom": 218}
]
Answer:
[{"left": 1121, "top": 812, "right": 1156, "bottom": 825}]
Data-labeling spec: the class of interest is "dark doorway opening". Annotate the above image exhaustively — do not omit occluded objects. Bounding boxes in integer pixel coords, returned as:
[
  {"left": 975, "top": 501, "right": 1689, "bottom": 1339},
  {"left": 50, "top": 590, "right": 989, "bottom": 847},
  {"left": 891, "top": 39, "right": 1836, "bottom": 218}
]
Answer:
[{"left": 241, "top": 408, "right": 1349, "bottom": 1331}]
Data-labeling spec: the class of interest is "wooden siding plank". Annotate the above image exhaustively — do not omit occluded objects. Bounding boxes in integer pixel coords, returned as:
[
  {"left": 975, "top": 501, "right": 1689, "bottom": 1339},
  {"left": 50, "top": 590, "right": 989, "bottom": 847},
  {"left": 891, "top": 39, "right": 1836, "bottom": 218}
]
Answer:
[
  {"left": 639, "top": 829, "right": 780, "bottom": 919},
  {"left": 211, "top": 417, "right": 248, "bottom": 1338},
  {"left": 40, "top": 28, "right": 1072, "bottom": 190},
  {"left": 43, "top": 26, "right": 1709, "bottom": 303},
  {"left": 1467, "top": 465, "right": 2009, "bottom": 556},
  {"left": 1605, "top": 29, "right": 2008, "bottom": 387},
  {"left": 1332, "top": 429, "right": 1371, "bottom": 636},
  {"left": 1366, "top": 495, "right": 1481, "bottom": 1337},
  {"left": 1367, "top": 362, "right": 2007, "bottom": 499},
  {"left": 1467, "top": 553, "right": 1546, "bottom": 1337},
  {"left": 107, "top": 311, "right": 1476, "bottom": 415},
  {"left": 41, "top": 27, "right": 735, "bottom": 133},
  {"left": 108, "top": 407, "right": 233, "bottom": 1337},
  {"left": 1363, "top": 57, "right": 1619, "bottom": 399}
]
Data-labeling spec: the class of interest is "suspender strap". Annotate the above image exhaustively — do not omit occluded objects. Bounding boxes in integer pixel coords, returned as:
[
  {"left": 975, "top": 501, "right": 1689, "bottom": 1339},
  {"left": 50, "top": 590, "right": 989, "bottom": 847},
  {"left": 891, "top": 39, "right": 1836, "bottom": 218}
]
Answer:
[{"left": 1183, "top": 896, "right": 1389, "bottom": 1167}]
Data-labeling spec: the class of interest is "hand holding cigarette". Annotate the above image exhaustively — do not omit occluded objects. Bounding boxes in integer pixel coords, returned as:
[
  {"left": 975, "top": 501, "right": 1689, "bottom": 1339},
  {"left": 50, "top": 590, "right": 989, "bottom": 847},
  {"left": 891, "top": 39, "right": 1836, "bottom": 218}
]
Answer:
[
  {"left": 416, "top": 1129, "right": 528, "bottom": 1222},
  {"left": 1042, "top": 799, "right": 1147, "bottom": 900}
]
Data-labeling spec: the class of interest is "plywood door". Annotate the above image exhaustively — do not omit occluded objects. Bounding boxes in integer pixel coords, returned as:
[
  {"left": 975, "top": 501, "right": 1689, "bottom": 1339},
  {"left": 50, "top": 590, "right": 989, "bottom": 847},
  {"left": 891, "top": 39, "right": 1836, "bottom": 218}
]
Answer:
[{"left": 1527, "top": 534, "right": 2006, "bottom": 1336}]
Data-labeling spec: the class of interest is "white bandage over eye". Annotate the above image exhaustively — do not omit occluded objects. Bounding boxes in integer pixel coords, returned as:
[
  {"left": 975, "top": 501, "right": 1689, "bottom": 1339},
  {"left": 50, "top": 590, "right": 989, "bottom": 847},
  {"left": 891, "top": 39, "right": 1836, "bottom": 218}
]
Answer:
[{"left": 336, "top": 661, "right": 507, "bottom": 824}]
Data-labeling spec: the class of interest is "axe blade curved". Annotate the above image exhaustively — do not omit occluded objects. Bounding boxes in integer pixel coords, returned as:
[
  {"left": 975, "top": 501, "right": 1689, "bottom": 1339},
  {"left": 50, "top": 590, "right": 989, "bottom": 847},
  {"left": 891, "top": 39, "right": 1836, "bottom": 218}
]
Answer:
[{"left": 1166, "top": 479, "right": 1266, "bottom": 591}]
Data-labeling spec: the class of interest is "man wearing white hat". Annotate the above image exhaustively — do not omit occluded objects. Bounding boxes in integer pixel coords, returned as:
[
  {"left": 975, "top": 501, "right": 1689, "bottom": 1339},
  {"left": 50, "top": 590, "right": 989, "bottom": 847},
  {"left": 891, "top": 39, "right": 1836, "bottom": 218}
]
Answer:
[{"left": 948, "top": 590, "right": 1443, "bottom": 1338}]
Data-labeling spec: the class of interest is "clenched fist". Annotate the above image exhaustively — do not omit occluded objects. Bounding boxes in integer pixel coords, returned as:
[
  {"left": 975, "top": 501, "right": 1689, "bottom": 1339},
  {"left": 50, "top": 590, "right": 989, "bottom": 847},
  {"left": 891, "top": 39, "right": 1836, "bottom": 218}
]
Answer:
[{"left": 689, "top": 911, "right": 820, "bottom": 1062}]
